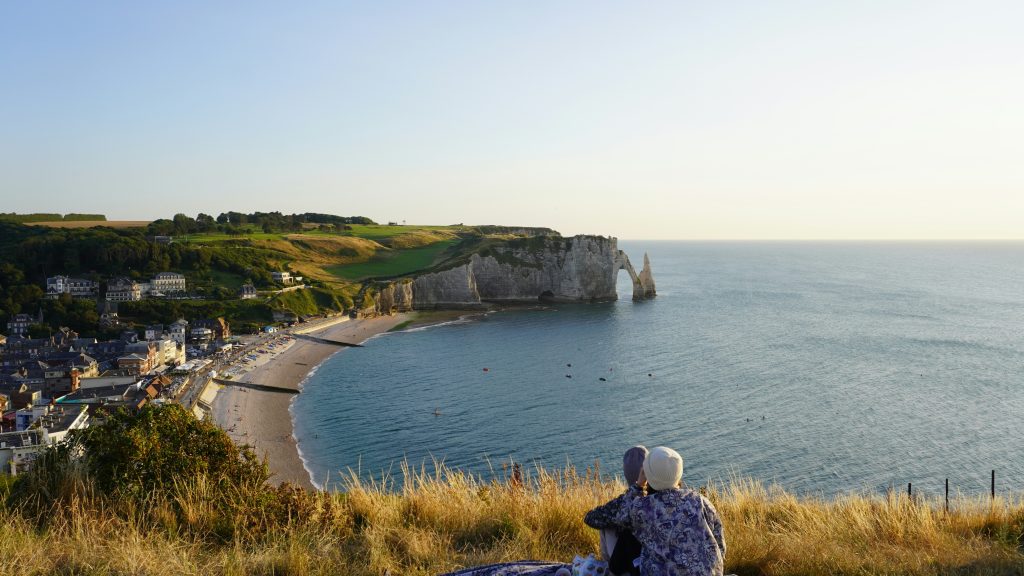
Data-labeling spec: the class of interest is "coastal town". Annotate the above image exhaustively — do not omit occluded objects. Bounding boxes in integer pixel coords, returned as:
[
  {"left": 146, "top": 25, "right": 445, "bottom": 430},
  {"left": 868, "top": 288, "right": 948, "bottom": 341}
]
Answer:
[{"left": 0, "top": 270, "right": 312, "bottom": 475}]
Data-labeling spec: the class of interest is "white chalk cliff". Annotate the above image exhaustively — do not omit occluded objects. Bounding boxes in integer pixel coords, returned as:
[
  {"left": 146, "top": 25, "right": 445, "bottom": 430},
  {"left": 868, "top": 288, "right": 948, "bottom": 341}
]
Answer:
[{"left": 369, "top": 235, "right": 655, "bottom": 312}]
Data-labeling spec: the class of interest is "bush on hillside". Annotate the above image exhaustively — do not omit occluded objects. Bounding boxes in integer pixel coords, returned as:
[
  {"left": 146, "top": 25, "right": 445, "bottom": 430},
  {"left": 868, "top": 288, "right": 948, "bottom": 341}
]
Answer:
[{"left": 73, "top": 404, "right": 269, "bottom": 495}]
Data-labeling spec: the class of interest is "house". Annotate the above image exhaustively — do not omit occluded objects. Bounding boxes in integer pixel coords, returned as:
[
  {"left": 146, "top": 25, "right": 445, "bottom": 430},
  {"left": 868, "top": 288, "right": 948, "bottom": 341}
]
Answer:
[
  {"left": 106, "top": 277, "right": 141, "bottom": 302},
  {"left": 239, "top": 284, "right": 258, "bottom": 299},
  {"left": 116, "top": 353, "right": 153, "bottom": 375},
  {"left": 152, "top": 235, "right": 173, "bottom": 245},
  {"left": 151, "top": 272, "right": 187, "bottom": 294},
  {"left": 124, "top": 341, "right": 158, "bottom": 373},
  {"left": 144, "top": 324, "right": 165, "bottom": 341},
  {"left": 6, "top": 313, "right": 37, "bottom": 337},
  {"left": 99, "top": 311, "right": 120, "bottom": 328},
  {"left": 190, "top": 328, "right": 213, "bottom": 348},
  {"left": 45, "top": 276, "right": 99, "bottom": 299},
  {"left": 262, "top": 326, "right": 278, "bottom": 334},
  {"left": 193, "top": 318, "right": 230, "bottom": 341},
  {"left": 271, "top": 271, "right": 293, "bottom": 285},
  {"left": 168, "top": 319, "right": 189, "bottom": 344},
  {"left": 58, "top": 380, "right": 158, "bottom": 412},
  {"left": 0, "top": 428, "right": 48, "bottom": 475}
]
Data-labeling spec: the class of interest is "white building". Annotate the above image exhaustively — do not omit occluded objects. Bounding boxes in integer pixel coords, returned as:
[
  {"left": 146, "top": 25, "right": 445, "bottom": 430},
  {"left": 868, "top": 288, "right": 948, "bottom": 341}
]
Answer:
[
  {"left": 271, "top": 271, "right": 293, "bottom": 284},
  {"left": 168, "top": 319, "right": 189, "bottom": 344},
  {"left": 190, "top": 327, "right": 213, "bottom": 348},
  {"left": 106, "top": 278, "right": 141, "bottom": 302},
  {"left": 0, "top": 405, "right": 89, "bottom": 475},
  {"left": 46, "top": 276, "right": 98, "bottom": 299},
  {"left": 156, "top": 338, "right": 185, "bottom": 366},
  {"left": 151, "top": 272, "right": 187, "bottom": 294}
]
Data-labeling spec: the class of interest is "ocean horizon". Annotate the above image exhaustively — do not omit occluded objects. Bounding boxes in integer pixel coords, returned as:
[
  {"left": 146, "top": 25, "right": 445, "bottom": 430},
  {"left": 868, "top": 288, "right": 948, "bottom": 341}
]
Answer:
[{"left": 292, "top": 241, "right": 1024, "bottom": 497}]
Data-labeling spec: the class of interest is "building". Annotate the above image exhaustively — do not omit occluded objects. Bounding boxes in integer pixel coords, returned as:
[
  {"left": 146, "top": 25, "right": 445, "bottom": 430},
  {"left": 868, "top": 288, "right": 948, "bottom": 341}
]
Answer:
[
  {"left": 6, "top": 313, "right": 37, "bottom": 337},
  {"left": 190, "top": 327, "right": 213, "bottom": 348},
  {"left": 193, "top": 318, "right": 230, "bottom": 341},
  {"left": 46, "top": 276, "right": 99, "bottom": 299},
  {"left": 144, "top": 324, "right": 165, "bottom": 341},
  {"left": 122, "top": 341, "right": 158, "bottom": 374},
  {"left": 239, "top": 284, "right": 258, "bottom": 299},
  {"left": 106, "top": 278, "right": 141, "bottom": 302},
  {"left": 58, "top": 380, "right": 159, "bottom": 412},
  {"left": 151, "top": 272, "right": 186, "bottom": 294},
  {"left": 168, "top": 319, "right": 189, "bottom": 344},
  {"left": 154, "top": 339, "right": 185, "bottom": 367},
  {"left": 0, "top": 428, "right": 48, "bottom": 475},
  {"left": 0, "top": 404, "right": 89, "bottom": 475},
  {"left": 116, "top": 353, "right": 153, "bottom": 375},
  {"left": 271, "top": 271, "right": 293, "bottom": 284}
]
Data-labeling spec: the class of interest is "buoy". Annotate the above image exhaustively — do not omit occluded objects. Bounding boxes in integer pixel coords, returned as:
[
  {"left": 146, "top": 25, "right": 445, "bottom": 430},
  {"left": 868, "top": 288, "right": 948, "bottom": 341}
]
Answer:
[
  {"left": 648, "top": 373, "right": 653, "bottom": 377},
  {"left": 483, "top": 367, "right": 489, "bottom": 372},
  {"left": 567, "top": 363, "right": 572, "bottom": 367},
  {"left": 599, "top": 377, "right": 607, "bottom": 382}
]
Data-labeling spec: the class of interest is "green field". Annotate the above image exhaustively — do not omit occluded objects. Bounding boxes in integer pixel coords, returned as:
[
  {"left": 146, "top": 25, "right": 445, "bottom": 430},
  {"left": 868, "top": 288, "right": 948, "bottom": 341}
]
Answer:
[
  {"left": 183, "top": 231, "right": 285, "bottom": 243},
  {"left": 206, "top": 269, "right": 248, "bottom": 290},
  {"left": 340, "top": 224, "right": 458, "bottom": 239},
  {"left": 327, "top": 240, "right": 456, "bottom": 280}
]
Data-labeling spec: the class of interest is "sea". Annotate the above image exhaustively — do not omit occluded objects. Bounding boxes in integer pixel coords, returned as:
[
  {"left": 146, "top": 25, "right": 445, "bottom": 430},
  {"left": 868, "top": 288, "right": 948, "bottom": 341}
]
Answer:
[{"left": 292, "top": 241, "right": 1024, "bottom": 497}]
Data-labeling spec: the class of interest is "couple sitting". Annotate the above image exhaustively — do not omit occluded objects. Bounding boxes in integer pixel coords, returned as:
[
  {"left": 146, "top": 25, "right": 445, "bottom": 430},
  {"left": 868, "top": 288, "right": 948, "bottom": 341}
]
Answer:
[{"left": 583, "top": 446, "right": 726, "bottom": 576}]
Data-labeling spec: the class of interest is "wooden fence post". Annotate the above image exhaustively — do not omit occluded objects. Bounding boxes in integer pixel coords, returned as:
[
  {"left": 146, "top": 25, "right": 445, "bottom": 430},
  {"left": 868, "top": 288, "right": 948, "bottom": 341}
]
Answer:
[{"left": 945, "top": 478, "right": 949, "bottom": 512}]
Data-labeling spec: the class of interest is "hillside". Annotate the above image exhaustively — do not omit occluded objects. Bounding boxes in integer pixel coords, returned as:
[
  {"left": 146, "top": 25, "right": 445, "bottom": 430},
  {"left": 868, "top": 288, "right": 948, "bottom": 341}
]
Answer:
[
  {"left": 0, "top": 213, "right": 559, "bottom": 335},
  {"left": 4, "top": 451, "right": 1024, "bottom": 576}
]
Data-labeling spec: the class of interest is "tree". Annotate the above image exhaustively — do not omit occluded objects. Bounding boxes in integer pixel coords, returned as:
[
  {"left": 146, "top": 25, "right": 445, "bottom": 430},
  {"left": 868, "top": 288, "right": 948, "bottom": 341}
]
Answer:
[
  {"left": 172, "top": 213, "right": 197, "bottom": 235},
  {"left": 72, "top": 404, "right": 269, "bottom": 495}
]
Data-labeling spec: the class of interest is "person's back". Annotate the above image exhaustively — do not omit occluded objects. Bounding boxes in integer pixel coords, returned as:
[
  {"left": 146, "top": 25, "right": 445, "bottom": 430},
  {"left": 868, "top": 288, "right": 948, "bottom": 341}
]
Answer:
[{"left": 628, "top": 487, "right": 725, "bottom": 576}]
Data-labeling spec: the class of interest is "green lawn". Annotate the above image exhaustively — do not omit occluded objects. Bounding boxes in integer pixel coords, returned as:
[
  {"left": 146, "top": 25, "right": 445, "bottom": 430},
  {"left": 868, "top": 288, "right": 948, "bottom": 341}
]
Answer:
[
  {"left": 183, "top": 231, "right": 285, "bottom": 243},
  {"left": 207, "top": 269, "right": 247, "bottom": 290},
  {"left": 327, "top": 240, "right": 456, "bottom": 280},
  {"left": 339, "top": 224, "right": 460, "bottom": 240}
]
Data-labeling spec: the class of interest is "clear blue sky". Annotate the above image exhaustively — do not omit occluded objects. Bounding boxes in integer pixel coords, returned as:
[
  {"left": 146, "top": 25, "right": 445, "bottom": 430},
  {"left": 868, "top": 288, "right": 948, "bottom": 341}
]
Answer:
[{"left": 2, "top": 1, "right": 1022, "bottom": 239}]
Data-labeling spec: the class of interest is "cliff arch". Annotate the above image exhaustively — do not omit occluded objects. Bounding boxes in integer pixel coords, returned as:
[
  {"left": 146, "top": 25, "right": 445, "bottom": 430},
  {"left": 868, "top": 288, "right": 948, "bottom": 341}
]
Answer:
[{"left": 615, "top": 250, "right": 656, "bottom": 301}]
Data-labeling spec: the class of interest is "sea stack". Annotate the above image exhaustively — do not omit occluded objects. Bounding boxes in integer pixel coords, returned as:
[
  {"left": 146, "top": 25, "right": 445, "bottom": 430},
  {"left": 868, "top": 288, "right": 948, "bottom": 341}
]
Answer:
[{"left": 636, "top": 252, "right": 657, "bottom": 300}]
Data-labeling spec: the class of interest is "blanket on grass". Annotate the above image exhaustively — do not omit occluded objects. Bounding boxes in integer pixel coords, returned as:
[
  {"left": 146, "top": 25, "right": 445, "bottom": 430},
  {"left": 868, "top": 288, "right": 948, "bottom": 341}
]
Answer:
[{"left": 439, "top": 561, "right": 569, "bottom": 576}]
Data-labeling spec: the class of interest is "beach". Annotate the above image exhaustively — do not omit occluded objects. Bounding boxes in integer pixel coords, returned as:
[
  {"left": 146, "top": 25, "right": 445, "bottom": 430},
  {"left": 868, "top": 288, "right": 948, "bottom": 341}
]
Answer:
[{"left": 211, "top": 314, "right": 409, "bottom": 489}]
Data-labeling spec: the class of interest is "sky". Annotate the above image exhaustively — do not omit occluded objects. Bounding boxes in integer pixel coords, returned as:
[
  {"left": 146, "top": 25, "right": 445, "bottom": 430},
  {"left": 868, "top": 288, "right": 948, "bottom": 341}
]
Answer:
[{"left": 1, "top": 1, "right": 1022, "bottom": 239}]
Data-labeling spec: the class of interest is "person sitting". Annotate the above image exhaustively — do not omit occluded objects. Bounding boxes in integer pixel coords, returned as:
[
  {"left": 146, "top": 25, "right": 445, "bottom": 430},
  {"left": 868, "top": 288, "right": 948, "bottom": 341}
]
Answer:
[
  {"left": 583, "top": 446, "right": 726, "bottom": 576},
  {"left": 597, "top": 446, "right": 648, "bottom": 575}
]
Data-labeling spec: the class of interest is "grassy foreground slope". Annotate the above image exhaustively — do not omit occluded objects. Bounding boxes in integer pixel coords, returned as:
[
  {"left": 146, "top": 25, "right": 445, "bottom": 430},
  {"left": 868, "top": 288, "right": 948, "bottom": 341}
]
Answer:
[{"left": 4, "top": 466, "right": 1024, "bottom": 574}]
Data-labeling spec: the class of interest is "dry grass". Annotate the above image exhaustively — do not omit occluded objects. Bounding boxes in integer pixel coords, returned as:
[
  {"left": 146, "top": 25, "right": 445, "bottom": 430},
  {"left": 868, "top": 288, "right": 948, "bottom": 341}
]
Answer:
[
  {"left": 3, "top": 462, "right": 1024, "bottom": 575},
  {"left": 27, "top": 220, "right": 152, "bottom": 228}
]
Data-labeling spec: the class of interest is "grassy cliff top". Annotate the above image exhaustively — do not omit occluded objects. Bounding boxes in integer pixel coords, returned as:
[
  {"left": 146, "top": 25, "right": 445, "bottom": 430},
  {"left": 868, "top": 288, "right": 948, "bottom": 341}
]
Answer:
[{"left": 3, "top": 461, "right": 1023, "bottom": 575}]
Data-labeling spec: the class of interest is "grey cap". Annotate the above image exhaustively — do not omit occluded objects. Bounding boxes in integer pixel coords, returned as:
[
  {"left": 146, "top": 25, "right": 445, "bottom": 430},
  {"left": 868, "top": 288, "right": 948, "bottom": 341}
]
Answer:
[{"left": 623, "top": 445, "right": 649, "bottom": 485}]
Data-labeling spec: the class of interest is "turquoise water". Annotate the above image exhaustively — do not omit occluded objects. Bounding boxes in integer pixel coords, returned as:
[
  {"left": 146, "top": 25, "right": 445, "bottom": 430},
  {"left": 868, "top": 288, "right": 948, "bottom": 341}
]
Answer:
[{"left": 293, "top": 242, "right": 1024, "bottom": 496}]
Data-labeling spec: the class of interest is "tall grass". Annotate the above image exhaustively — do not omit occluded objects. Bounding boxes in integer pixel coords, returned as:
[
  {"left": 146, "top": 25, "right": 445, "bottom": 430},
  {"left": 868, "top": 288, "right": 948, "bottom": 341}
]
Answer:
[{"left": 3, "top": 460, "right": 1024, "bottom": 575}]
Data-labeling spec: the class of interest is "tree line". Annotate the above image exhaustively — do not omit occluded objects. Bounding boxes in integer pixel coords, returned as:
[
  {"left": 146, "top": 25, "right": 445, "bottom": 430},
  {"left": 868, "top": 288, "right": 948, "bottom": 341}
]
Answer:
[{"left": 146, "top": 212, "right": 376, "bottom": 236}]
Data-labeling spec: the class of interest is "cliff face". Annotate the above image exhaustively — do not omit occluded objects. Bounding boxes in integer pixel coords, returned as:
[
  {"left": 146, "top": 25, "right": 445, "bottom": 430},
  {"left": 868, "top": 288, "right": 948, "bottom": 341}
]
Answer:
[
  {"left": 402, "top": 235, "right": 654, "bottom": 309},
  {"left": 373, "top": 279, "right": 415, "bottom": 313}
]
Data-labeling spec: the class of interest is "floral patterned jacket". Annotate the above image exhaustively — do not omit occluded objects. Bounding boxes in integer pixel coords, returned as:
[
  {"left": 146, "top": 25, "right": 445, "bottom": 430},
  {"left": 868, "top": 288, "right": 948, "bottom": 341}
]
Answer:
[{"left": 583, "top": 485, "right": 726, "bottom": 576}]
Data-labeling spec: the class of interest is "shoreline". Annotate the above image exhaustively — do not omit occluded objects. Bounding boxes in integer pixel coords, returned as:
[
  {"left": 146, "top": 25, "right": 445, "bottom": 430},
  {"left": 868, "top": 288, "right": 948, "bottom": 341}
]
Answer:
[{"left": 211, "top": 314, "right": 410, "bottom": 489}]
